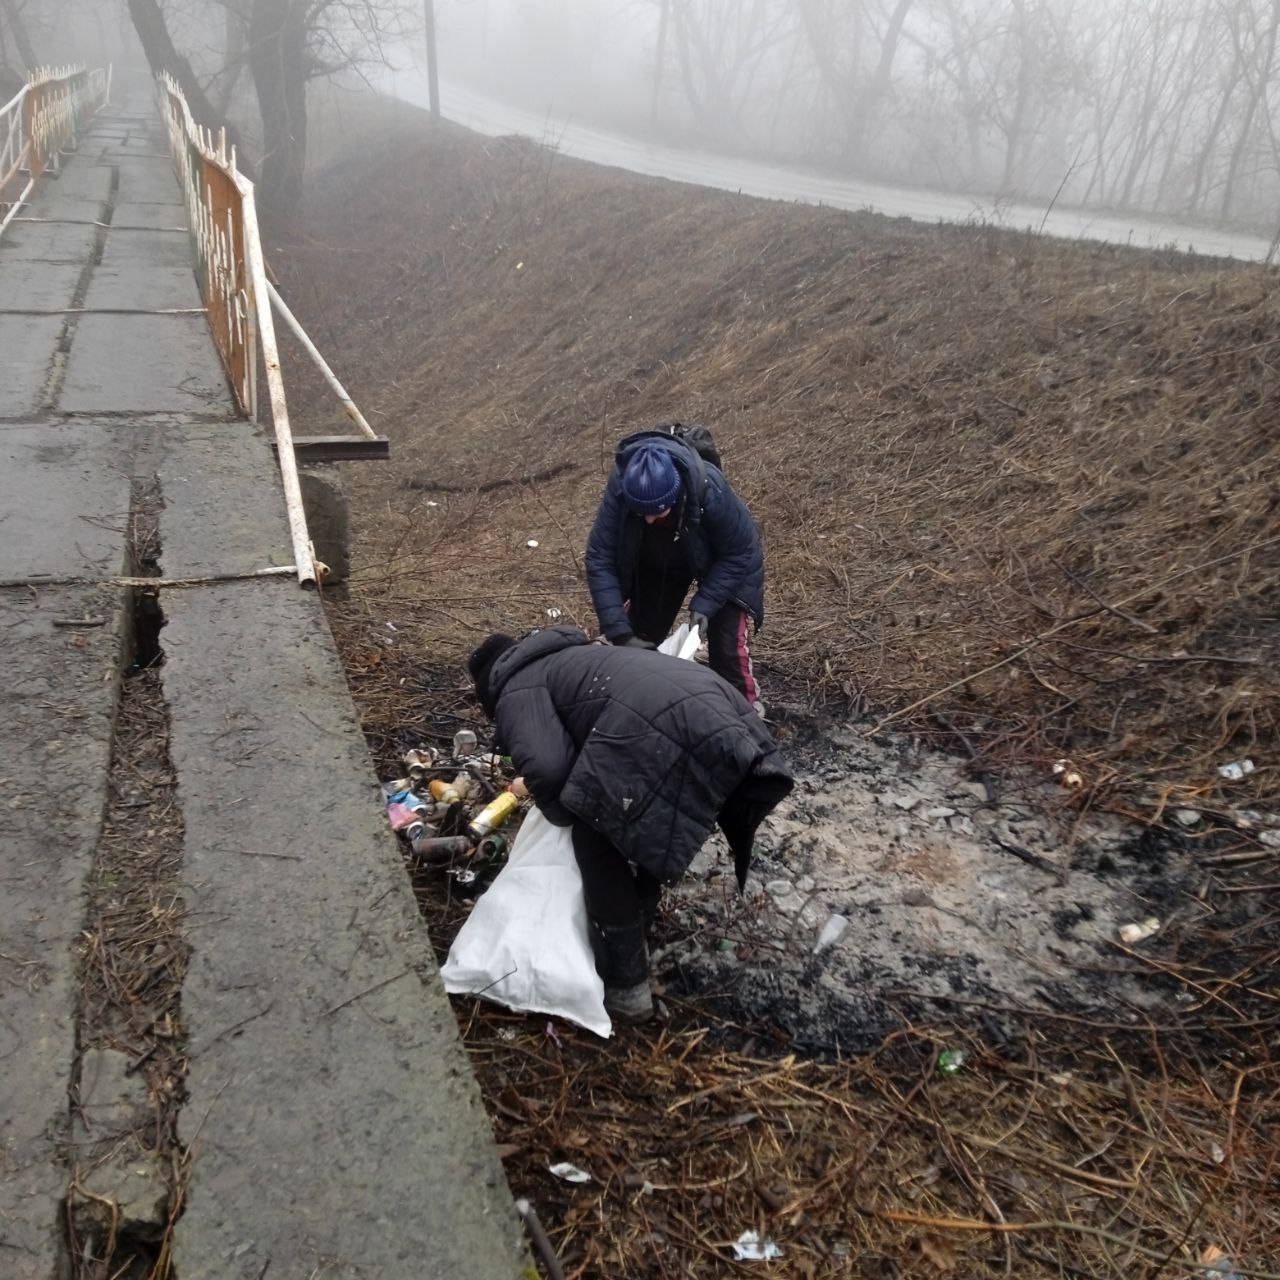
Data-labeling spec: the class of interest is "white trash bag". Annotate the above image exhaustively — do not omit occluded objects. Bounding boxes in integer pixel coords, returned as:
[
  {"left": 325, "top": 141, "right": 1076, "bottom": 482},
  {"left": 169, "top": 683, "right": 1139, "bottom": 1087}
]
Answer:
[{"left": 440, "top": 624, "right": 701, "bottom": 1038}]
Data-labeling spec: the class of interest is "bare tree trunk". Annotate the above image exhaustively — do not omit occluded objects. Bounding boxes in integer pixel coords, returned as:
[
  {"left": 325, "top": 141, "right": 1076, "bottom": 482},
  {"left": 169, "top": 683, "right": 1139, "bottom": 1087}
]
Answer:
[
  {"left": 127, "top": 0, "right": 224, "bottom": 131},
  {"left": 0, "top": 0, "right": 36, "bottom": 69},
  {"left": 999, "top": 1, "right": 1034, "bottom": 193},
  {"left": 848, "top": 0, "right": 913, "bottom": 155},
  {"left": 650, "top": 0, "right": 670, "bottom": 126},
  {"left": 249, "top": 0, "right": 307, "bottom": 216},
  {"left": 212, "top": 4, "right": 247, "bottom": 118},
  {"left": 423, "top": 0, "right": 440, "bottom": 121},
  {"left": 1219, "top": 0, "right": 1280, "bottom": 222}
]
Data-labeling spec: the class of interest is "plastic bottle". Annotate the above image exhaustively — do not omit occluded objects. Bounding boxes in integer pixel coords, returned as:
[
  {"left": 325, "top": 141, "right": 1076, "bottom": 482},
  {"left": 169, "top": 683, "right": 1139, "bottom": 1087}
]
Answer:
[
  {"left": 428, "top": 778, "right": 463, "bottom": 806},
  {"left": 467, "top": 790, "right": 520, "bottom": 840}
]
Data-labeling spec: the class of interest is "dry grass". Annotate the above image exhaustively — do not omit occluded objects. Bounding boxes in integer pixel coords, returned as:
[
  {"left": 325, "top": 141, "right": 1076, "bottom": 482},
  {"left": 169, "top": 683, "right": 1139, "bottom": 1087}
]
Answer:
[
  {"left": 265, "top": 90, "right": 1280, "bottom": 1278},
  {"left": 277, "top": 93, "right": 1280, "bottom": 818}
]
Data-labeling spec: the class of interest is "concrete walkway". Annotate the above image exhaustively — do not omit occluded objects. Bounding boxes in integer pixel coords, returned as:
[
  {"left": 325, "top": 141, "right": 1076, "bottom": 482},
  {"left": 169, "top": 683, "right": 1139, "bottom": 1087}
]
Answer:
[{"left": 0, "top": 91, "right": 527, "bottom": 1278}]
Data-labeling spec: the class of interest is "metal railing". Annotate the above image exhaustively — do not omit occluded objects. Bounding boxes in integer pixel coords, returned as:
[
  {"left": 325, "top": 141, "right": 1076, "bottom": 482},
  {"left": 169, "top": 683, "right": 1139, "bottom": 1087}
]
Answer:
[
  {"left": 157, "top": 74, "right": 313, "bottom": 586},
  {"left": 1, "top": 64, "right": 111, "bottom": 236},
  {"left": 157, "top": 74, "right": 387, "bottom": 588}
]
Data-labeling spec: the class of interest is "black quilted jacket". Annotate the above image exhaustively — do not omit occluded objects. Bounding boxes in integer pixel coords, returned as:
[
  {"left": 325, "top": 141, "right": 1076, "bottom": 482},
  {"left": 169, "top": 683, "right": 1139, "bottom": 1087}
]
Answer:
[{"left": 488, "top": 627, "right": 792, "bottom": 882}]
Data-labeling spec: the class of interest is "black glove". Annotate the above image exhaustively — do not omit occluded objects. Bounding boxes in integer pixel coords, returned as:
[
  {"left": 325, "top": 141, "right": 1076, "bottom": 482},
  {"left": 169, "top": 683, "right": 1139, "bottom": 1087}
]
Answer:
[
  {"left": 623, "top": 635, "right": 657, "bottom": 650},
  {"left": 689, "top": 610, "right": 709, "bottom": 641}
]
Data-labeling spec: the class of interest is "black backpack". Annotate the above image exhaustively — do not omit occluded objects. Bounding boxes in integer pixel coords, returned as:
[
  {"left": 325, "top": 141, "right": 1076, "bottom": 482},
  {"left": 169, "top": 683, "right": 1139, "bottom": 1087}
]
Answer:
[{"left": 661, "top": 421, "right": 722, "bottom": 472}]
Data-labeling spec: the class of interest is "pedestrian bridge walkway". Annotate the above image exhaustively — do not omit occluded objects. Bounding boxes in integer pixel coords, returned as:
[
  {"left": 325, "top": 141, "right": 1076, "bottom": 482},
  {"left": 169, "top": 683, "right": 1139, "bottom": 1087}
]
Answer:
[{"left": 0, "top": 75, "right": 526, "bottom": 1279}]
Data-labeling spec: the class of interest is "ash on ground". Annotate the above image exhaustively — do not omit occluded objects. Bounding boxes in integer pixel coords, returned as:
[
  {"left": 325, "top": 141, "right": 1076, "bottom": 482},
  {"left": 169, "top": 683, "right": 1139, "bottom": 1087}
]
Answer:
[{"left": 653, "top": 721, "right": 1216, "bottom": 1056}]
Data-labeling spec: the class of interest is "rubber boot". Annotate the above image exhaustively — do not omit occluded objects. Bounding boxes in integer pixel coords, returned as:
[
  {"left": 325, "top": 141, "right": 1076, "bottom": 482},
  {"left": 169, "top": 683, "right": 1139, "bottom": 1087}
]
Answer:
[{"left": 597, "top": 920, "right": 654, "bottom": 1024}]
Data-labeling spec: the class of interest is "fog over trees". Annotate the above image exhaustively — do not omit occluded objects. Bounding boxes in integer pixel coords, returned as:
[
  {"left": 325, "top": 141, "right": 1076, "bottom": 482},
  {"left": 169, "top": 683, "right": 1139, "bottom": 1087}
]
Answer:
[
  {"left": 441, "top": 0, "right": 1280, "bottom": 230},
  {"left": 5, "top": 0, "right": 1280, "bottom": 229}
]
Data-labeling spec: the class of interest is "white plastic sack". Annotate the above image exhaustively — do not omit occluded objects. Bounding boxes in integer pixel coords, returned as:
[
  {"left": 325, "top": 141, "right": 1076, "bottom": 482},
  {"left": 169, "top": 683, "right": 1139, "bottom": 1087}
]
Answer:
[
  {"left": 440, "top": 624, "right": 702, "bottom": 1039},
  {"left": 661, "top": 621, "right": 702, "bottom": 662},
  {"left": 441, "top": 806, "right": 612, "bottom": 1035}
]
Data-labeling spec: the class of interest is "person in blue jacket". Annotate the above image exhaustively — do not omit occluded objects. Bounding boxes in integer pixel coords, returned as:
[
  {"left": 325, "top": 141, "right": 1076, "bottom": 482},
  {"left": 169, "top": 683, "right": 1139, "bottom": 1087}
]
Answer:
[{"left": 585, "top": 428, "right": 766, "bottom": 713}]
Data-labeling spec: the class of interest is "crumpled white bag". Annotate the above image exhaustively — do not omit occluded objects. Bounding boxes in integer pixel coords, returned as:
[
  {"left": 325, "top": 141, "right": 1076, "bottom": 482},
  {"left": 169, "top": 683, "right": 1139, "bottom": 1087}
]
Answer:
[{"left": 440, "top": 624, "right": 701, "bottom": 1038}]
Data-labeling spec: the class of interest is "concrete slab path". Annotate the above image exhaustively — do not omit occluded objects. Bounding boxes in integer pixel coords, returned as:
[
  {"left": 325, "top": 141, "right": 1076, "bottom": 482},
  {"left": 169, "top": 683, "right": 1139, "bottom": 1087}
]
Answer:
[{"left": 0, "top": 86, "right": 527, "bottom": 1279}]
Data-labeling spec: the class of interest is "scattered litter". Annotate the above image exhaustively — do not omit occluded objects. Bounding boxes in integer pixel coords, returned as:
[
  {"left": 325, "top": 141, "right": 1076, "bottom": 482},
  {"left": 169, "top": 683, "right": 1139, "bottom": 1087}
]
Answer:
[
  {"left": 403, "top": 747, "right": 436, "bottom": 775},
  {"left": 715, "top": 938, "right": 738, "bottom": 953},
  {"left": 385, "top": 799, "right": 426, "bottom": 831},
  {"left": 1210, "top": 1142, "right": 1226, "bottom": 1164},
  {"left": 732, "top": 1230, "right": 784, "bottom": 1261},
  {"left": 925, "top": 806, "right": 956, "bottom": 819},
  {"left": 452, "top": 729, "right": 477, "bottom": 757},
  {"left": 1118, "top": 917, "right": 1160, "bottom": 945},
  {"left": 526, "top": 539, "right": 539, "bottom": 548},
  {"left": 428, "top": 778, "right": 463, "bottom": 805},
  {"left": 1053, "top": 759, "right": 1085, "bottom": 788},
  {"left": 546, "top": 607, "right": 562, "bottom": 618},
  {"left": 497, "top": 1027, "right": 518, "bottom": 1042},
  {"left": 1217, "top": 759, "right": 1255, "bottom": 781},
  {"left": 813, "top": 914, "right": 849, "bottom": 954},
  {"left": 417, "top": 835, "right": 474, "bottom": 863},
  {"left": 548, "top": 1162, "right": 591, "bottom": 1184},
  {"left": 1199, "top": 1245, "right": 1240, "bottom": 1279},
  {"left": 936, "top": 1048, "right": 967, "bottom": 1076},
  {"left": 545, "top": 1021, "right": 563, "bottom": 1048},
  {"left": 1173, "top": 809, "right": 1201, "bottom": 827},
  {"left": 468, "top": 791, "right": 521, "bottom": 839},
  {"left": 385, "top": 621, "right": 398, "bottom": 632},
  {"left": 1259, "top": 829, "right": 1280, "bottom": 848}
]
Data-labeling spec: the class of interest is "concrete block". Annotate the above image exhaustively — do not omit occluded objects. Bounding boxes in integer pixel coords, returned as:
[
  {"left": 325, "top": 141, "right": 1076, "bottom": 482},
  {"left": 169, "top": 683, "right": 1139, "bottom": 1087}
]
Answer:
[
  {"left": 76, "top": 1048, "right": 145, "bottom": 1133},
  {"left": 59, "top": 315, "right": 233, "bottom": 415},
  {"left": 101, "top": 228, "right": 193, "bottom": 270},
  {"left": 0, "top": 261, "right": 82, "bottom": 309},
  {"left": 113, "top": 202, "right": 188, "bottom": 228},
  {"left": 0, "top": 316, "right": 60, "bottom": 415},
  {"left": 115, "top": 159, "right": 182, "bottom": 205},
  {"left": 0, "top": 422, "right": 133, "bottom": 579},
  {"left": 300, "top": 466, "right": 351, "bottom": 584},
  {"left": 41, "top": 164, "right": 112, "bottom": 202},
  {"left": 0, "top": 219, "right": 96, "bottom": 262},
  {"left": 156, "top": 422, "right": 293, "bottom": 580},
  {"left": 0, "top": 584, "right": 128, "bottom": 1280},
  {"left": 84, "top": 266, "right": 202, "bottom": 311},
  {"left": 163, "top": 582, "right": 528, "bottom": 1280}
]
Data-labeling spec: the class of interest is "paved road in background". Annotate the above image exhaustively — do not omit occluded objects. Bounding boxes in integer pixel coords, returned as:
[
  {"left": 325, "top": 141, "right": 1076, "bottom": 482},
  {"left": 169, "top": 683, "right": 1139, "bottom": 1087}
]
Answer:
[{"left": 381, "top": 70, "right": 1275, "bottom": 264}]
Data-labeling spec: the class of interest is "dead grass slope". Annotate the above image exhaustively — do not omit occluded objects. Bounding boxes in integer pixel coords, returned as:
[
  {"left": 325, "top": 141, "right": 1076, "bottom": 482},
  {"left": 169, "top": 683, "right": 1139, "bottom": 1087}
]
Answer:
[{"left": 273, "top": 95, "right": 1280, "bottom": 812}]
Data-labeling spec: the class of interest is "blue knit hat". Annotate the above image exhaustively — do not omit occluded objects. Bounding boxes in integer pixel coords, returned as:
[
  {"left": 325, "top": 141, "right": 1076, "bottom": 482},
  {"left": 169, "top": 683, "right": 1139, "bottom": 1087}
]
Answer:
[{"left": 621, "top": 443, "right": 682, "bottom": 516}]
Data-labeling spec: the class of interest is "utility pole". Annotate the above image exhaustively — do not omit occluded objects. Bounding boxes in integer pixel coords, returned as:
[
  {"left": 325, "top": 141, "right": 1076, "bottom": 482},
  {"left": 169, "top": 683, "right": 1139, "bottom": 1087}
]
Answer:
[
  {"left": 650, "top": 0, "right": 670, "bottom": 127},
  {"left": 423, "top": 0, "right": 440, "bottom": 121}
]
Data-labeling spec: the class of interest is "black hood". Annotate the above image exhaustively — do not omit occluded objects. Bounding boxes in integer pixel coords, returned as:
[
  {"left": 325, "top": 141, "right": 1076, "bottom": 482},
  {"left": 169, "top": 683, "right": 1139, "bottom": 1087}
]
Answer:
[{"left": 488, "top": 626, "right": 591, "bottom": 705}]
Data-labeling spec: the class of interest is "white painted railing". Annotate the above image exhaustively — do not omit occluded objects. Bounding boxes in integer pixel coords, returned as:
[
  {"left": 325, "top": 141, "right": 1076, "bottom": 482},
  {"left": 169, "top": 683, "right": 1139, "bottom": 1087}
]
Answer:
[
  {"left": 156, "top": 72, "right": 318, "bottom": 588},
  {"left": 0, "top": 64, "right": 111, "bottom": 236}
]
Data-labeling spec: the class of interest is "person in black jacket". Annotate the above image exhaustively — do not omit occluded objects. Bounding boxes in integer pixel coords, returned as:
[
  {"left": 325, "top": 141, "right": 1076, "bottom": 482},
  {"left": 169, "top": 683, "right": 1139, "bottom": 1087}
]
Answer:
[
  {"left": 586, "top": 428, "right": 766, "bottom": 714},
  {"left": 468, "top": 627, "right": 793, "bottom": 1024}
]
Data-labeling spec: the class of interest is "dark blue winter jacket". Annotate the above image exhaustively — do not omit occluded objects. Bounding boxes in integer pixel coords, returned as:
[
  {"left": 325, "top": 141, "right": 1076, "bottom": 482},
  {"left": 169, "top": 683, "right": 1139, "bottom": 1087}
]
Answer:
[{"left": 585, "top": 432, "right": 765, "bottom": 641}]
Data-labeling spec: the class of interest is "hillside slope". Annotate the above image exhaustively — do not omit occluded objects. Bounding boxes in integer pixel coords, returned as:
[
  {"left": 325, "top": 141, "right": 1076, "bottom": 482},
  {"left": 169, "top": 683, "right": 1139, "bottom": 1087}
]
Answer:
[{"left": 273, "top": 93, "right": 1280, "bottom": 812}]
